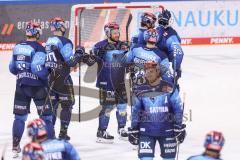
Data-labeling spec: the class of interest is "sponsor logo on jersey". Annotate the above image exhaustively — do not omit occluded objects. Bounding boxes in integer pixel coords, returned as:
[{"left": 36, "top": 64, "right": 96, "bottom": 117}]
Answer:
[
  {"left": 149, "top": 106, "right": 169, "bottom": 113},
  {"left": 17, "top": 72, "right": 39, "bottom": 80},
  {"left": 139, "top": 141, "right": 153, "bottom": 153},
  {"left": 14, "top": 105, "right": 27, "bottom": 110},
  {"left": 44, "top": 152, "right": 63, "bottom": 160},
  {"left": 16, "top": 55, "right": 26, "bottom": 61}
]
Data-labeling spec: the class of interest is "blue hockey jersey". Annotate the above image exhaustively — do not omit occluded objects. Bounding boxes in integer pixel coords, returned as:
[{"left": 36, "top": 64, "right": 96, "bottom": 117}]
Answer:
[
  {"left": 45, "top": 36, "right": 80, "bottom": 69},
  {"left": 156, "top": 26, "right": 184, "bottom": 71},
  {"left": 9, "top": 41, "right": 48, "bottom": 86},
  {"left": 41, "top": 139, "right": 80, "bottom": 160},
  {"left": 126, "top": 44, "right": 173, "bottom": 88},
  {"left": 131, "top": 80, "right": 183, "bottom": 137},
  {"left": 92, "top": 39, "right": 128, "bottom": 91},
  {"left": 187, "top": 155, "right": 222, "bottom": 160}
]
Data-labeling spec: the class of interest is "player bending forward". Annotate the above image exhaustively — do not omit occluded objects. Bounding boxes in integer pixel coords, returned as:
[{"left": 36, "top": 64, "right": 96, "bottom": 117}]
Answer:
[
  {"left": 128, "top": 61, "right": 186, "bottom": 160},
  {"left": 187, "top": 131, "right": 225, "bottom": 160},
  {"left": 22, "top": 118, "right": 81, "bottom": 160},
  {"left": 9, "top": 21, "right": 54, "bottom": 158}
]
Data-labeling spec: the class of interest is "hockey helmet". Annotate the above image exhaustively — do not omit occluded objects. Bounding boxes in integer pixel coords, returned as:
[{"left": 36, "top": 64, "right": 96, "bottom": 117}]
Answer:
[
  {"left": 25, "top": 21, "right": 42, "bottom": 37},
  {"left": 143, "top": 28, "right": 159, "bottom": 43},
  {"left": 27, "top": 118, "right": 47, "bottom": 141},
  {"left": 141, "top": 12, "right": 156, "bottom": 29},
  {"left": 144, "top": 60, "right": 158, "bottom": 70},
  {"left": 104, "top": 22, "right": 120, "bottom": 38},
  {"left": 49, "top": 17, "right": 66, "bottom": 32},
  {"left": 204, "top": 131, "right": 225, "bottom": 151},
  {"left": 22, "top": 142, "right": 44, "bottom": 160}
]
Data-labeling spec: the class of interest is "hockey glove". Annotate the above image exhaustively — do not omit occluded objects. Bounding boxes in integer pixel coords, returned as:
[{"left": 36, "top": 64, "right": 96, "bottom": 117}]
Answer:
[
  {"left": 174, "top": 124, "right": 186, "bottom": 144},
  {"left": 82, "top": 50, "right": 96, "bottom": 66},
  {"left": 75, "top": 45, "right": 86, "bottom": 58},
  {"left": 128, "top": 127, "right": 139, "bottom": 145}
]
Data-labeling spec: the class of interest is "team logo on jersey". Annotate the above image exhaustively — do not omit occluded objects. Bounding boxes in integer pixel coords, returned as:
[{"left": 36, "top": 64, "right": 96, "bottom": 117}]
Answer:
[{"left": 139, "top": 141, "right": 153, "bottom": 153}]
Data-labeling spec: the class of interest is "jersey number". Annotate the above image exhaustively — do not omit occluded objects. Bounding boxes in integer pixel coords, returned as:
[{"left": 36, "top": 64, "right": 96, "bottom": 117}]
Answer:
[{"left": 46, "top": 52, "right": 57, "bottom": 62}]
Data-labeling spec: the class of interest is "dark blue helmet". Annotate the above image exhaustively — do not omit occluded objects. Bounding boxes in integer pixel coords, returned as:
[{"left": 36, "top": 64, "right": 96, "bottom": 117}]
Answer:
[
  {"left": 204, "top": 131, "right": 225, "bottom": 152},
  {"left": 158, "top": 9, "right": 171, "bottom": 27},
  {"left": 22, "top": 142, "right": 44, "bottom": 160},
  {"left": 141, "top": 12, "right": 157, "bottom": 29}
]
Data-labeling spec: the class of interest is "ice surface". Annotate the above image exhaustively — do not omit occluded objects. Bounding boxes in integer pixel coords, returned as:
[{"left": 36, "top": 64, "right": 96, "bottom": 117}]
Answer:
[{"left": 1, "top": 45, "right": 240, "bottom": 159}]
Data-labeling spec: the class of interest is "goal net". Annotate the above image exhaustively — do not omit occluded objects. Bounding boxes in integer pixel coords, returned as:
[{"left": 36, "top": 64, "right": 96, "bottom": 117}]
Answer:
[
  {"left": 70, "top": 2, "right": 164, "bottom": 50},
  {"left": 69, "top": 3, "right": 164, "bottom": 121}
]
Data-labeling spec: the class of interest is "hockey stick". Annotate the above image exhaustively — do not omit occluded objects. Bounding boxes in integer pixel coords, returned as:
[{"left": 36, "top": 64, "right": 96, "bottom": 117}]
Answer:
[
  {"left": 78, "top": 9, "right": 84, "bottom": 122},
  {"left": 176, "top": 92, "right": 186, "bottom": 160},
  {"left": 125, "top": 13, "right": 133, "bottom": 111}
]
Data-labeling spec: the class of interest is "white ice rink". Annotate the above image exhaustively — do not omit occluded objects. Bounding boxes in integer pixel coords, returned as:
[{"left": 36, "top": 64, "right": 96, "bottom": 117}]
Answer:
[{"left": 0, "top": 45, "right": 240, "bottom": 159}]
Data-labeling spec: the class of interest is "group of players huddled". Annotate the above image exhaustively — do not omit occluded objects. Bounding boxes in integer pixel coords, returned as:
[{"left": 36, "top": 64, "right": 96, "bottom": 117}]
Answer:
[{"left": 9, "top": 9, "right": 225, "bottom": 160}]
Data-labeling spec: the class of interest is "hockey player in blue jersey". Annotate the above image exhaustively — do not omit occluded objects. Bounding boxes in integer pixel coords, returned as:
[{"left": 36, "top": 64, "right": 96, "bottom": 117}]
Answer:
[
  {"left": 128, "top": 61, "right": 186, "bottom": 160},
  {"left": 9, "top": 21, "right": 54, "bottom": 158},
  {"left": 187, "top": 131, "right": 225, "bottom": 160},
  {"left": 22, "top": 118, "right": 81, "bottom": 160},
  {"left": 156, "top": 9, "right": 184, "bottom": 87},
  {"left": 85, "top": 22, "right": 129, "bottom": 143},
  {"left": 45, "top": 17, "right": 85, "bottom": 140},
  {"left": 131, "top": 12, "right": 156, "bottom": 47},
  {"left": 127, "top": 28, "right": 173, "bottom": 90}
]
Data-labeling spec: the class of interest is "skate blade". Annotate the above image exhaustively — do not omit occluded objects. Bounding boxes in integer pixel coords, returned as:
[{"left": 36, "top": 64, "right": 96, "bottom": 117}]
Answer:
[
  {"left": 96, "top": 138, "right": 114, "bottom": 144},
  {"left": 118, "top": 136, "right": 128, "bottom": 141}
]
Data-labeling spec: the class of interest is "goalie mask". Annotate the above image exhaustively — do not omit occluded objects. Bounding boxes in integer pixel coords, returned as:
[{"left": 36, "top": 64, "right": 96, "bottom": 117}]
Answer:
[
  {"left": 25, "top": 21, "right": 42, "bottom": 39},
  {"left": 143, "top": 29, "right": 159, "bottom": 44},
  {"left": 49, "top": 17, "right": 66, "bottom": 35},
  {"left": 104, "top": 22, "right": 120, "bottom": 42},
  {"left": 141, "top": 12, "right": 157, "bottom": 29},
  {"left": 204, "top": 131, "right": 225, "bottom": 152},
  {"left": 27, "top": 118, "right": 47, "bottom": 142}
]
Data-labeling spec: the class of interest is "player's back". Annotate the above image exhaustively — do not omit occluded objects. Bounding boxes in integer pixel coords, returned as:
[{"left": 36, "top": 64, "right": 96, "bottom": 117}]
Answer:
[
  {"left": 41, "top": 139, "right": 80, "bottom": 160},
  {"left": 187, "top": 155, "right": 222, "bottom": 160},
  {"left": 127, "top": 45, "right": 171, "bottom": 87},
  {"left": 156, "top": 26, "right": 181, "bottom": 54},
  {"left": 9, "top": 40, "right": 46, "bottom": 86},
  {"left": 45, "top": 36, "right": 73, "bottom": 66}
]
